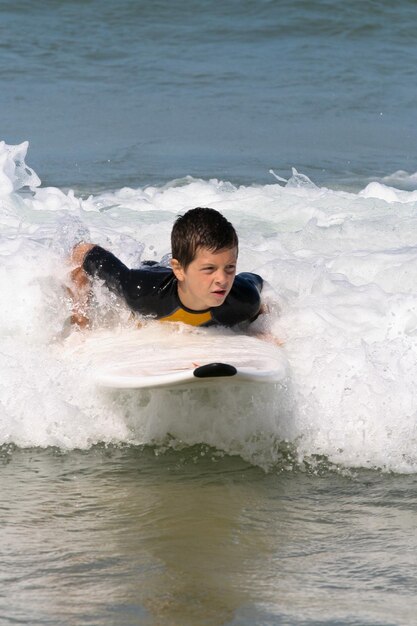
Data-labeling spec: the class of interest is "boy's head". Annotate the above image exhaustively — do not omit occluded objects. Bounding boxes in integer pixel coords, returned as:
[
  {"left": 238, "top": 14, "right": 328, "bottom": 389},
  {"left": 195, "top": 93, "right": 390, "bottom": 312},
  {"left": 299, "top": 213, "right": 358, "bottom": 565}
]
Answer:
[
  {"left": 171, "top": 207, "right": 238, "bottom": 269},
  {"left": 171, "top": 207, "right": 239, "bottom": 311}
]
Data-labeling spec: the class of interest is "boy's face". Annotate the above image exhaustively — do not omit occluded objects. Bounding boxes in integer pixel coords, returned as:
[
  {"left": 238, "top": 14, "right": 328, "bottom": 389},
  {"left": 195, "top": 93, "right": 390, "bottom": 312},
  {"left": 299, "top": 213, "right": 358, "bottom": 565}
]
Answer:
[{"left": 171, "top": 246, "right": 238, "bottom": 311}]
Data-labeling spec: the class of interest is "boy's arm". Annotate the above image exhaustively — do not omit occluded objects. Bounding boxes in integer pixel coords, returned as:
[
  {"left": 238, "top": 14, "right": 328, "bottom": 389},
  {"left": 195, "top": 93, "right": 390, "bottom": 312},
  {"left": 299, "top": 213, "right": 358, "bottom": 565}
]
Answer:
[
  {"left": 250, "top": 303, "right": 284, "bottom": 346},
  {"left": 250, "top": 281, "right": 284, "bottom": 346},
  {"left": 67, "top": 243, "right": 96, "bottom": 328}
]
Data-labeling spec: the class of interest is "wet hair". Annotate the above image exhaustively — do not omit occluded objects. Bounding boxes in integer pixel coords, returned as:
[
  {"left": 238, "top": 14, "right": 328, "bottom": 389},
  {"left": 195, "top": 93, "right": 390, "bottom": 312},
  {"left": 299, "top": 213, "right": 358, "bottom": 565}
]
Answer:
[{"left": 171, "top": 207, "right": 238, "bottom": 268}]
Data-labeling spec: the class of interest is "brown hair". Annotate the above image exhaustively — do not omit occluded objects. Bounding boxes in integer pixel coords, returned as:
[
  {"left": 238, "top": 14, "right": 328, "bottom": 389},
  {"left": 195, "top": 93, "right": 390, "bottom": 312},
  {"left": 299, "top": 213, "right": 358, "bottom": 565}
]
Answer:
[{"left": 171, "top": 207, "right": 238, "bottom": 268}]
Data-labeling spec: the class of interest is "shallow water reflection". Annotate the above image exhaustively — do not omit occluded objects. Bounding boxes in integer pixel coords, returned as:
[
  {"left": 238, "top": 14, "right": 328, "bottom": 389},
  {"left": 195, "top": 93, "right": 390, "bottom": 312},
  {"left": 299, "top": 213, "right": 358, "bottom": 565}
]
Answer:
[{"left": 0, "top": 446, "right": 416, "bottom": 625}]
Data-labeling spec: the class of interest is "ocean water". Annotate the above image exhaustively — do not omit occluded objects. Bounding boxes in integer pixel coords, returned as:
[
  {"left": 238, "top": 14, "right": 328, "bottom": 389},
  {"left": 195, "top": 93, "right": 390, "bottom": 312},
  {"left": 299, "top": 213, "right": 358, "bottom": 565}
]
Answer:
[
  {"left": 1, "top": 1, "right": 417, "bottom": 624},
  {"left": 2, "top": 0, "right": 417, "bottom": 190}
]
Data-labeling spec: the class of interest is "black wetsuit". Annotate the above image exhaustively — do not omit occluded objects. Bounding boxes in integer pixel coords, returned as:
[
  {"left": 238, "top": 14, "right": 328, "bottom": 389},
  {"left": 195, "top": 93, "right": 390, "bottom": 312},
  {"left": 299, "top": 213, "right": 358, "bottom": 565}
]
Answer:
[{"left": 83, "top": 246, "right": 263, "bottom": 327}]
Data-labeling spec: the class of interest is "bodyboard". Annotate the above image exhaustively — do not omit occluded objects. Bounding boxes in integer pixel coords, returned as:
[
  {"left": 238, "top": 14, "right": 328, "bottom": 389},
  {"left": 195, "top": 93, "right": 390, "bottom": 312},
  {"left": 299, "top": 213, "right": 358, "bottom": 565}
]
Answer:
[{"left": 67, "top": 327, "right": 287, "bottom": 390}]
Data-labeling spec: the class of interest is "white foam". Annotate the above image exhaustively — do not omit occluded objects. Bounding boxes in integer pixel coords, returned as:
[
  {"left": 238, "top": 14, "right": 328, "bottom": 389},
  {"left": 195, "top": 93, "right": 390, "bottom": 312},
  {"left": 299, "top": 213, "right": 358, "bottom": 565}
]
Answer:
[
  {"left": 381, "top": 169, "right": 417, "bottom": 191},
  {"left": 0, "top": 140, "right": 41, "bottom": 196},
  {"left": 1, "top": 141, "right": 417, "bottom": 472},
  {"left": 359, "top": 181, "right": 417, "bottom": 203}
]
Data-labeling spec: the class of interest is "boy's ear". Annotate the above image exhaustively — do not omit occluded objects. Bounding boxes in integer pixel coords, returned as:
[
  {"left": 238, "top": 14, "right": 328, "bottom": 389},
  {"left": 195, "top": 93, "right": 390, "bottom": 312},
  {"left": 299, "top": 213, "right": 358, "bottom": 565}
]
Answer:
[{"left": 171, "top": 258, "right": 185, "bottom": 281}]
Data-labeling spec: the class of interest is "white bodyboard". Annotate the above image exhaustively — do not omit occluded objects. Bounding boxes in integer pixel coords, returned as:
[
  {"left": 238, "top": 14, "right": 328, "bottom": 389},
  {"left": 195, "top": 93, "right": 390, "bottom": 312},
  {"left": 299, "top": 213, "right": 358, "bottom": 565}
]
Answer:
[{"left": 67, "top": 327, "right": 287, "bottom": 390}]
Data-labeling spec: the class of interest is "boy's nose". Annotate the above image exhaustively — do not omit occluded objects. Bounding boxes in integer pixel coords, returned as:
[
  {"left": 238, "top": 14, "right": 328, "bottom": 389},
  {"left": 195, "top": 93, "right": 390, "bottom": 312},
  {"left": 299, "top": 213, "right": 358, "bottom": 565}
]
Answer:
[{"left": 215, "top": 271, "right": 228, "bottom": 286}]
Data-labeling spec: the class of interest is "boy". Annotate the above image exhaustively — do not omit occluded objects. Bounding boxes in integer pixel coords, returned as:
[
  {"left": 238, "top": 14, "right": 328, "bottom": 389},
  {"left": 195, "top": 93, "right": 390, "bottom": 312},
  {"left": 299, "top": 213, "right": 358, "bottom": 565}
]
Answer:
[{"left": 69, "top": 207, "right": 265, "bottom": 329}]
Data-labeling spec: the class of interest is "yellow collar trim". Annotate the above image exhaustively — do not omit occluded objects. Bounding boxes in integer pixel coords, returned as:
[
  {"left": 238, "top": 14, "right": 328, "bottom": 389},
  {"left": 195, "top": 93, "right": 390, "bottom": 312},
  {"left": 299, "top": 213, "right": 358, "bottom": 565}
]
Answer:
[{"left": 161, "top": 307, "right": 212, "bottom": 326}]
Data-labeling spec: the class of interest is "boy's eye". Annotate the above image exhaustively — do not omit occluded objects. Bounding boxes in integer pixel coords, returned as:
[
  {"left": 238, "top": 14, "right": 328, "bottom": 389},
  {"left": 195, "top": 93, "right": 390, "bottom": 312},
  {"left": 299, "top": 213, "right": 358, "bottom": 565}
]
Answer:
[{"left": 200, "top": 265, "right": 236, "bottom": 273}]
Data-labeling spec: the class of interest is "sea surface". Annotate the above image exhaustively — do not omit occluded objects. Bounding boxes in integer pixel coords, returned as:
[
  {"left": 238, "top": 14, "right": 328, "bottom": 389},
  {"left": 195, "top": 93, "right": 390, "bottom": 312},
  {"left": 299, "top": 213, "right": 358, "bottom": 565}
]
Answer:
[{"left": 1, "top": 1, "right": 417, "bottom": 624}]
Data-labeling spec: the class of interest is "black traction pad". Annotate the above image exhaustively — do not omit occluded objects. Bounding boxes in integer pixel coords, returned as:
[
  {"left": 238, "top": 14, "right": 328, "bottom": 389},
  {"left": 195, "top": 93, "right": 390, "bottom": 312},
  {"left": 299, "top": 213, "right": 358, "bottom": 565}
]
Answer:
[{"left": 193, "top": 362, "right": 237, "bottom": 378}]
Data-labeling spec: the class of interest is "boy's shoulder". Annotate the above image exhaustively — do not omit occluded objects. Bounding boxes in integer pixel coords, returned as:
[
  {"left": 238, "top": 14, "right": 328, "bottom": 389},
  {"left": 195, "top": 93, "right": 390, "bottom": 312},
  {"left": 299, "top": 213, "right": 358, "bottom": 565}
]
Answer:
[{"left": 233, "top": 271, "right": 263, "bottom": 291}]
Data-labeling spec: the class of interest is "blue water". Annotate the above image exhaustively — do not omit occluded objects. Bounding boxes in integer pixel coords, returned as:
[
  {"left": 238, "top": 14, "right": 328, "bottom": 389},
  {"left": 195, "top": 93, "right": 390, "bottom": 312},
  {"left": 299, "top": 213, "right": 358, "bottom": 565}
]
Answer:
[
  {"left": 2, "top": 2, "right": 417, "bottom": 624},
  {"left": 2, "top": 0, "right": 417, "bottom": 190}
]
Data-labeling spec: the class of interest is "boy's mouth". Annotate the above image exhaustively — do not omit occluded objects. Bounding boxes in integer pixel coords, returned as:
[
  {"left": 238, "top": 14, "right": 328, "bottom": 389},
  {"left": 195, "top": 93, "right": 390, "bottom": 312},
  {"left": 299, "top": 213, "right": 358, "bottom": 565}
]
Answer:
[{"left": 212, "top": 289, "right": 227, "bottom": 298}]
